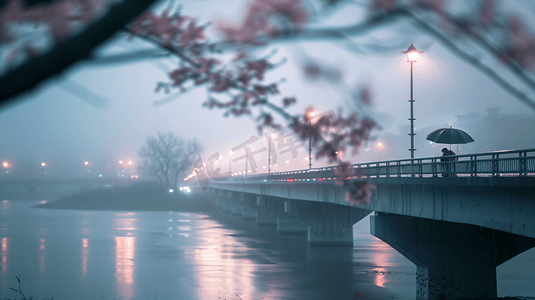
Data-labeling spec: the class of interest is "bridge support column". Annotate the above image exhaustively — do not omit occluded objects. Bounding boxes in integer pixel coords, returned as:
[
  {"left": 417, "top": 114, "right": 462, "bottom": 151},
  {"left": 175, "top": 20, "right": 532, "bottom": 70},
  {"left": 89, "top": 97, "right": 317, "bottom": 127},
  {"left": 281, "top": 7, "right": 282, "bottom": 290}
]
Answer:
[
  {"left": 287, "top": 201, "right": 372, "bottom": 246},
  {"left": 277, "top": 217, "right": 308, "bottom": 235},
  {"left": 370, "top": 212, "right": 535, "bottom": 300},
  {"left": 240, "top": 204, "right": 257, "bottom": 221},
  {"left": 255, "top": 197, "right": 277, "bottom": 226}
]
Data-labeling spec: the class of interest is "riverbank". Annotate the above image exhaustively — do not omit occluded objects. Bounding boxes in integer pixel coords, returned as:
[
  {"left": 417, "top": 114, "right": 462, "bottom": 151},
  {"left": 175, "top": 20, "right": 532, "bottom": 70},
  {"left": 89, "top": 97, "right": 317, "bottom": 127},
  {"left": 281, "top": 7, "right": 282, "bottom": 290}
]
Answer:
[{"left": 33, "top": 182, "right": 214, "bottom": 212}]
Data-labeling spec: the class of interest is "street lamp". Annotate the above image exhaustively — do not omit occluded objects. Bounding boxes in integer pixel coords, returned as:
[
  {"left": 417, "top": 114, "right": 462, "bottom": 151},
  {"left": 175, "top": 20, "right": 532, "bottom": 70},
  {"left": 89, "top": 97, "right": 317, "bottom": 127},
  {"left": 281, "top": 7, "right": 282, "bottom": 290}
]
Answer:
[
  {"left": 267, "top": 134, "right": 274, "bottom": 174},
  {"left": 307, "top": 111, "right": 316, "bottom": 169},
  {"left": 41, "top": 162, "right": 46, "bottom": 176},
  {"left": 84, "top": 161, "right": 89, "bottom": 178},
  {"left": 228, "top": 150, "right": 233, "bottom": 175},
  {"left": 403, "top": 43, "right": 423, "bottom": 159},
  {"left": 2, "top": 161, "right": 9, "bottom": 175}
]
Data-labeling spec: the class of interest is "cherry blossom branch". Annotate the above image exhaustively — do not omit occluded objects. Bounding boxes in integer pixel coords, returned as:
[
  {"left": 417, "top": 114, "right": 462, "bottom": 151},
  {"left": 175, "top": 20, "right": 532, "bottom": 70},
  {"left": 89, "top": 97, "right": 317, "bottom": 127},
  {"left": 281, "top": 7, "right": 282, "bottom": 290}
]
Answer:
[
  {"left": 430, "top": 7, "right": 535, "bottom": 97},
  {"left": 215, "top": 2, "right": 535, "bottom": 111},
  {"left": 407, "top": 11, "right": 535, "bottom": 111},
  {"left": 0, "top": 0, "right": 158, "bottom": 105}
]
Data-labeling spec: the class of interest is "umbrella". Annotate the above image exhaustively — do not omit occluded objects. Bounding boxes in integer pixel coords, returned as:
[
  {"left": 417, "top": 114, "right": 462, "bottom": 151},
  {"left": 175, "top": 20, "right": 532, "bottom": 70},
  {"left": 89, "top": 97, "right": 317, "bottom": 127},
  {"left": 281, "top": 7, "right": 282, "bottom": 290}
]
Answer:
[{"left": 426, "top": 127, "right": 474, "bottom": 150}]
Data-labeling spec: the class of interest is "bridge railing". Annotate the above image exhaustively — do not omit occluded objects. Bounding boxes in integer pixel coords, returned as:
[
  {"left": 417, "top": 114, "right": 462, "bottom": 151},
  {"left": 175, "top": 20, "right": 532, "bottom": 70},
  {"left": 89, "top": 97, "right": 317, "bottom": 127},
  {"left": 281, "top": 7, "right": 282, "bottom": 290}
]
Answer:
[{"left": 268, "top": 148, "right": 535, "bottom": 180}]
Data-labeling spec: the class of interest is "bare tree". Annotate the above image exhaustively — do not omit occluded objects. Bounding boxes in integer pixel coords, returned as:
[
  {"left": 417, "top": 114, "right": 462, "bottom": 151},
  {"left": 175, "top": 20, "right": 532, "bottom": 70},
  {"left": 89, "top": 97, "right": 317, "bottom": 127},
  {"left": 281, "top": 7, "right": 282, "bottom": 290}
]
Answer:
[{"left": 138, "top": 131, "right": 203, "bottom": 187}]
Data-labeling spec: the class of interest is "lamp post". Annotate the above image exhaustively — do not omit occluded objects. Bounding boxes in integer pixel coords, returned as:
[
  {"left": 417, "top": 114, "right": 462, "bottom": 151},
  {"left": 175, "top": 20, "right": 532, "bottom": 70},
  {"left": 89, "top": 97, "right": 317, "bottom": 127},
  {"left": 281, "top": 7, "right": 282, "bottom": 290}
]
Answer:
[
  {"left": 119, "top": 160, "right": 124, "bottom": 178},
  {"left": 84, "top": 161, "right": 89, "bottom": 178},
  {"left": 2, "top": 161, "right": 9, "bottom": 176},
  {"left": 228, "top": 150, "right": 233, "bottom": 175},
  {"left": 403, "top": 43, "right": 423, "bottom": 159},
  {"left": 307, "top": 111, "right": 316, "bottom": 169},
  {"left": 41, "top": 162, "right": 46, "bottom": 177},
  {"left": 267, "top": 134, "right": 273, "bottom": 174}
]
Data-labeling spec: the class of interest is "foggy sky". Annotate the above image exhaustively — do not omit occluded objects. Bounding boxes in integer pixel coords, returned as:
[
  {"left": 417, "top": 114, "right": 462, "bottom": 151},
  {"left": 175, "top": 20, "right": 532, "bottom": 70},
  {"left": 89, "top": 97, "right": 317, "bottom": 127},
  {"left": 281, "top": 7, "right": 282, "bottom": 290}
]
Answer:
[{"left": 1, "top": 0, "right": 534, "bottom": 179}]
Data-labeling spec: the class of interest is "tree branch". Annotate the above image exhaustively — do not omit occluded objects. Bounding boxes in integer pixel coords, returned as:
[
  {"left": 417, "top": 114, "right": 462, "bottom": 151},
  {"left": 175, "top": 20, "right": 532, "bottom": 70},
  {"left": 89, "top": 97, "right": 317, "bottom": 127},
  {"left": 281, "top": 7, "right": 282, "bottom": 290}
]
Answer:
[
  {"left": 0, "top": 0, "right": 158, "bottom": 106},
  {"left": 407, "top": 11, "right": 535, "bottom": 111}
]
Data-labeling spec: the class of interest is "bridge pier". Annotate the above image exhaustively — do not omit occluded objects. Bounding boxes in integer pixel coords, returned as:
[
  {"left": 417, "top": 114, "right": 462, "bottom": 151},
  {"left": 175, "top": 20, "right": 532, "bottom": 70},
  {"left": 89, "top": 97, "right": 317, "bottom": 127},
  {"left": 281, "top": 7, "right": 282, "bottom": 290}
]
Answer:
[
  {"left": 277, "top": 216, "right": 309, "bottom": 235},
  {"left": 254, "top": 196, "right": 277, "bottom": 226},
  {"left": 371, "top": 212, "right": 535, "bottom": 300},
  {"left": 285, "top": 200, "right": 372, "bottom": 246}
]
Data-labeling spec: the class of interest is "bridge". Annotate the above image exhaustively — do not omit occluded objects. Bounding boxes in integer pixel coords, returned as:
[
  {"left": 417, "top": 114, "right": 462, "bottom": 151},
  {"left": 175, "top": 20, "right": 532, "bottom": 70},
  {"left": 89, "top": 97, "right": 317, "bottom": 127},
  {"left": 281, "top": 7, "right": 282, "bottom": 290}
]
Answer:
[{"left": 206, "top": 148, "right": 535, "bottom": 300}]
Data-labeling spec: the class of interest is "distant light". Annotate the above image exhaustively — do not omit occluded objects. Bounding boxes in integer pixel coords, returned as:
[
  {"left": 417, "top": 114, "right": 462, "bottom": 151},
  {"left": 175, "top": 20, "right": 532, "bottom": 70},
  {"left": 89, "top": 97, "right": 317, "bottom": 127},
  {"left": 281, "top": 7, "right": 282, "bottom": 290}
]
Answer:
[
  {"left": 219, "top": 155, "right": 223, "bottom": 160},
  {"left": 130, "top": 175, "right": 138, "bottom": 179},
  {"left": 179, "top": 187, "right": 183, "bottom": 191},
  {"left": 274, "top": 164, "right": 278, "bottom": 167},
  {"left": 99, "top": 174, "right": 103, "bottom": 178},
  {"left": 2, "top": 162, "right": 8, "bottom": 168},
  {"left": 119, "top": 160, "right": 123, "bottom": 164},
  {"left": 128, "top": 161, "right": 133, "bottom": 165},
  {"left": 305, "top": 157, "right": 309, "bottom": 161},
  {"left": 229, "top": 150, "right": 233, "bottom": 155},
  {"left": 377, "top": 142, "right": 383, "bottom": 147},
  {"left": 84, "top": 161, "right": 89, "bottom": 166},
  {"left": 203, "top": 163, "right": 206, "bottom": 167},
  {"left": 169, "top": 189, "right": 174, "bottom": 193},
  {"left": 262, "top": 166, "right": 266, "bottom": 169},
  {"left": 285, "top": 160, "right": 290, "bottom": 164},
  {"left": 41, "top": 162, "right": 46, "bottom": 167}
]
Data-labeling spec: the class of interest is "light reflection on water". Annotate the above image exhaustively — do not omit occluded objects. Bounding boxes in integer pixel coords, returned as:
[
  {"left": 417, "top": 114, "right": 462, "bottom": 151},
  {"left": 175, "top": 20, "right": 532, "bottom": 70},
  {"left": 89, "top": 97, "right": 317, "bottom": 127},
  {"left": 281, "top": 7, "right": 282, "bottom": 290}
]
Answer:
[
  {"left": 82, "top": 238, "right": 88, "bottom": 278},
  {"left": 115, "top": 236, "right": 135, "bottom": 299},
  {"left": 191, "top": 218, "right": 257, "bottom": 300},
  {"left": 0, "top": 200, "right": 532, "bottom": 299}
]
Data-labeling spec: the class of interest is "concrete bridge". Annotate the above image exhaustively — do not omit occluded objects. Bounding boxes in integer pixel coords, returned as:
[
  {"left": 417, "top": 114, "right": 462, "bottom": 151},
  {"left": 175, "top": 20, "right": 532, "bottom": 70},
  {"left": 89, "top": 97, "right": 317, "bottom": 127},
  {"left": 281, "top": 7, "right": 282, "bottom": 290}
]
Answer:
[{"left": 205, "top": 148, "right": 535, "bottom": 300}]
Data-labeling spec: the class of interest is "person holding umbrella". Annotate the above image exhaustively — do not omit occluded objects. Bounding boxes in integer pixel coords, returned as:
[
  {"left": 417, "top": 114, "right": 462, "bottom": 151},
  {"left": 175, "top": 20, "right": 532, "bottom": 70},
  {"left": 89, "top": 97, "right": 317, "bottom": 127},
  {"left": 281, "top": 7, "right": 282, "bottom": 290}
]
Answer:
[
  {"left": 441, "top": 147, "right": 457, "bottom": 177},
  {"left": 427, "top": 126, "right": 474, "bottom": 177}
]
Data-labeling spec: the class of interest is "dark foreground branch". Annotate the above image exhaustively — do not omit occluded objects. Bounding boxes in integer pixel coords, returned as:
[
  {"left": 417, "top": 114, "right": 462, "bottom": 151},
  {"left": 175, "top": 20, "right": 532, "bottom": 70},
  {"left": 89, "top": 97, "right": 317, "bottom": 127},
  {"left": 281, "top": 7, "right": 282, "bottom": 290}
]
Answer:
[{"left": 0, "top": 0, "right": 158, "bottom": 107}]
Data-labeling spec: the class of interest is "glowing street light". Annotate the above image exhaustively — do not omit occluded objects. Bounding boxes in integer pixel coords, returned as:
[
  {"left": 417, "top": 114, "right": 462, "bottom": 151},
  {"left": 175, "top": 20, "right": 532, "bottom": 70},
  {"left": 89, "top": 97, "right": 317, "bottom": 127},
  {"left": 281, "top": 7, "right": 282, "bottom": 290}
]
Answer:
[
  {"left": 267, "top": 133, "right": 275, "bottom": 174},
  {"left": 41, "top": 162, "right": 46, "bottom": 167},
  {"left": 306, "top": 110, "right": 316, "bottom": 169},
  {"left": 3, "top": 162, "right": 9, "bottom": 168},
  {"left": 403, "top": 43, "right": 424, "bottom": 159},
  {"left": 128, "top": 161, "right": 133, "bottom": 165},
  {"left": 84, "top": 161, "right": 89, "bottom": 166},
  {"left": 119, "top": 160, "right": 123, "bottom": 164}
]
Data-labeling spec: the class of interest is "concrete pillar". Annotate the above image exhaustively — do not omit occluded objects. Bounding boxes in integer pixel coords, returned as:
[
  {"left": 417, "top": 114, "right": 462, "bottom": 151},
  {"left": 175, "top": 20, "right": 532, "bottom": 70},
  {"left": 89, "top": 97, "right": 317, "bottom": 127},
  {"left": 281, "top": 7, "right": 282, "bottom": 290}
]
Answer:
[
  {"left": 252, "top": 196, "right": 276, "bottom": 226},
  {"left": 277, "top": 217, "right": 308, "bottom": 235},
  {"left": 240, "top": 204, "right": 257, "bottom": 221},
  {"left": 286, "top": 200, "right": 372, "bottom": 246},
  {"left": 255, "top": 207, "right": 277, "bottom": 227},
  {"left": 371, "top": 212, "right": 535, "bottom": 300}
]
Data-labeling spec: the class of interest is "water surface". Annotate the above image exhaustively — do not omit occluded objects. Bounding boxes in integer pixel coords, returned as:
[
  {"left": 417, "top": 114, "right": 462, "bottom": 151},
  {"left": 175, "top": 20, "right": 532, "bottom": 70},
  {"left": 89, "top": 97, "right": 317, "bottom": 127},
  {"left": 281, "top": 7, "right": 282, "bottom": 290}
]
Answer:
[{"left": 0, "top": 200, "right": 533, "bottom": 300}]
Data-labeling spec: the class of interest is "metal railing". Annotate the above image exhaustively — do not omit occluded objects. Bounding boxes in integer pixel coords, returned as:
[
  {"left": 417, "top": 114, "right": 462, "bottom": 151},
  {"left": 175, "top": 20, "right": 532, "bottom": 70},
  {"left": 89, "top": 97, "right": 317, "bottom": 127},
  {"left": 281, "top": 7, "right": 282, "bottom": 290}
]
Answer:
[{"left": 268, "top": 148, "right": 535, "bottom": 180}]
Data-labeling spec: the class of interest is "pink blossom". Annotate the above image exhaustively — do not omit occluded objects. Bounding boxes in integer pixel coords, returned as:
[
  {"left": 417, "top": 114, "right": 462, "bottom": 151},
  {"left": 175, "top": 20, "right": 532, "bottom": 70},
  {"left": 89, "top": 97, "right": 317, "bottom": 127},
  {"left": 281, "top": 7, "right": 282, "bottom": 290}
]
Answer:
[
  {"left": 282, "top": 97, "right": 296, "bottom": 107},
  {"left": 179, "top": 20, "right": 205, "bottom": 46},
  {"left": 217, "top": 0, "right": 308, "bottom": 44},
  {"left": 504, "top": 16, "right": 535, "bottom": 69},
  {"left": 334, "top": 162, "right": 354, "bottom": 186},
  {"left": 359, "top": 85, "right": 372, "bottom": 107},
  {"left": 246, "top": 59, "right": 271, "bottom": 80},
  {"left": 479, "top": 0, "right": 495, "bottom": 28},
  {"left": 345, "top": 181, "right": 376, "bottom": 205},
  {"left": 371, "top": 0, "right": 398, "bottom": 12}
]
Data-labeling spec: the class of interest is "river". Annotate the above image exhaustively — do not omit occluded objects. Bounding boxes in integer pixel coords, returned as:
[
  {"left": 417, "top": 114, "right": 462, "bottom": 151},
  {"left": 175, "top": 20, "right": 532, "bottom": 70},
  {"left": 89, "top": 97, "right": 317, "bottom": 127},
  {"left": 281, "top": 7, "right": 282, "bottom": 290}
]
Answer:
[{"left": 0, "top": 199, "right": 534, "bottom": 300}]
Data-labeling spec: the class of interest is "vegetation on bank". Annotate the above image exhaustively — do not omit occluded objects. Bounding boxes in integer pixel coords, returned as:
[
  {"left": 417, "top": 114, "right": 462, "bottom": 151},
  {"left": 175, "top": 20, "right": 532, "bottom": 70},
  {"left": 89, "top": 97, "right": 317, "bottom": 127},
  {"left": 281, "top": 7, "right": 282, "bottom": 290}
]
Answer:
[{"left": 33, "top": 182, "right": 213, "bottom": 212}]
